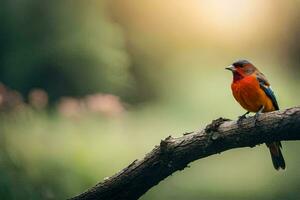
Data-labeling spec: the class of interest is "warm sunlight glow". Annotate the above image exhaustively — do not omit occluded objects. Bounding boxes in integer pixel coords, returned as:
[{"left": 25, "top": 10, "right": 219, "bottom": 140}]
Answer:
[
  {"left": 202, "top": 0, "right": 253, "bottom": 26},
  {"left": 111, "top": 0, "right": 277, "bottom": 46},
  {"left": 198, "top": 0, "right": 271, "bottom": 41}
]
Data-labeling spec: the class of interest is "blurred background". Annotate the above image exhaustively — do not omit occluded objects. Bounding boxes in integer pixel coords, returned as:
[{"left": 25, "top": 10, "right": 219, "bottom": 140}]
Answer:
[{"left": 0, "top": 0, "right": 300, "bottom": 199}]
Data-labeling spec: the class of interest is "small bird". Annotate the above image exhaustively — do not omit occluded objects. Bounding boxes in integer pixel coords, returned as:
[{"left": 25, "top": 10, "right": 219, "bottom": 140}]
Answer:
[{"left": 226, "top": 59, "right": 285, "bottom": 170}]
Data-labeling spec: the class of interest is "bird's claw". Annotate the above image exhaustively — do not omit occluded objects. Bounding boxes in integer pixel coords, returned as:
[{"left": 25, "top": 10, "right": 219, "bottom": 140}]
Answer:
[
  {"left": 253, "top": 112, "right": 260, "bottom": 126},
  {"left": 237, "top": 111, "right": 249, "bottom": 125},
  {"left": 237, "top": 115, "right": 247, "bottom": 124},
  {"left": 253, "top": 106, "right": 264, "bottom": 126}
]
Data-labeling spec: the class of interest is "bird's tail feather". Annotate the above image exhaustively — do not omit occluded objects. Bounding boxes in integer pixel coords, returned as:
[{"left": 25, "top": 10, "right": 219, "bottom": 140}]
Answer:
[{"left": 268, "top": 142, "right": 286, "bottom": 170}]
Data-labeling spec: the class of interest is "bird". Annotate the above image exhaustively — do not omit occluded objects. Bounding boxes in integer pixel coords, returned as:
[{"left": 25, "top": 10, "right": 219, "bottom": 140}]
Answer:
[{"left": 226, "top": 59, "right": 286, "bottom": 170}]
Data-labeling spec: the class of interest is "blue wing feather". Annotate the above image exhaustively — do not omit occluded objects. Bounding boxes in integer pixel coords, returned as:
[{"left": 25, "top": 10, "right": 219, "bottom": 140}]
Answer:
[{"left": 257, "top": 77, "right": 279, "bottom": 110}]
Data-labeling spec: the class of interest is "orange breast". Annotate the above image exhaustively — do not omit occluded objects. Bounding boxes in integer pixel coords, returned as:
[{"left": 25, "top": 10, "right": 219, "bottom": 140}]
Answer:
[{"left": 231, "top": 75, "right": 275, "bottom": 112}]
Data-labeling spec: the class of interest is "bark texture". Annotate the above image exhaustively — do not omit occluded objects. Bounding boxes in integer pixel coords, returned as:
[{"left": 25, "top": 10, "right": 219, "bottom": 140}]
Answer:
[{"left": 70, "top": 106, "right": 300, "bottom": 200}]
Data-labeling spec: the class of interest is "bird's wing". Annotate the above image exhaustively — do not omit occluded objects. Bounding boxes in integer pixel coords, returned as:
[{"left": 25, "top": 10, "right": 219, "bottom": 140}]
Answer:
[
  {"left": 256, "top": 72, "right": 279, "bottom": 110},
  {"left": 256, "top": 71, "right": 270, "bottom": 86}
]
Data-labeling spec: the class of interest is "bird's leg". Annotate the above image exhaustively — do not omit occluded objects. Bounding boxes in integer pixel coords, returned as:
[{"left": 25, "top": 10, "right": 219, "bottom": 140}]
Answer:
[
  {"left": 237, "top": 111, "right": 250, "bottom": 124},
  {"left": 254, "top": 105, "right": 265, "bottom": 125},
  {"left": 239, "top": 111, "right": 250, "bottom": 120}
]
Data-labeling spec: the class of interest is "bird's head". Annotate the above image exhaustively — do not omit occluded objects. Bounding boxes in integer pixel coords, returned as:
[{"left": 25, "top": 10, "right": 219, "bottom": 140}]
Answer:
[{"left": 226, "top": 59, "right": 256, "bottom": 81}]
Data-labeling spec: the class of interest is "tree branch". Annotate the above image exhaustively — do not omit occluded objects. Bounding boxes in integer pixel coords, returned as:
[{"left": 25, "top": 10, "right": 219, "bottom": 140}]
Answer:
[{"left": 70, "top": 106, "right": 300, "bottom": 200}]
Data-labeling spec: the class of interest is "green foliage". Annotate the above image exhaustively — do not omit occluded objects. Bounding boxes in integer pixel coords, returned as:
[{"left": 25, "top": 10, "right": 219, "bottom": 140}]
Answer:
[{"left": 0, "top": 1, "right": 134, "bottom": 102}]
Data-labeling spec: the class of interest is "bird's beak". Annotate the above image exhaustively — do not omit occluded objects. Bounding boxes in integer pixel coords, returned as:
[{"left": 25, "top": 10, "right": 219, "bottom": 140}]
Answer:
[{"left": 225, "top": 65, "right": 236, "bottom": 72}]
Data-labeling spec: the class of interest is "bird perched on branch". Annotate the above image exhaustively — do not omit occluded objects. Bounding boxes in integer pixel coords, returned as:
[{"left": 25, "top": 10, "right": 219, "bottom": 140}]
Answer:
[{"left": 226, "top": 59, "right": 286, "bottom": 170}]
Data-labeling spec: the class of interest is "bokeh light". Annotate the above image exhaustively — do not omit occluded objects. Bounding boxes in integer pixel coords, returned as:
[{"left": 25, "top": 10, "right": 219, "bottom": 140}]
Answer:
[{"left": 0, "top": 0, "right": 300, "bottom": 200}]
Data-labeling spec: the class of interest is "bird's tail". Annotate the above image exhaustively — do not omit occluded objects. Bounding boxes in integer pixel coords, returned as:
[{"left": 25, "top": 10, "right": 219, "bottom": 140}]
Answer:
[{"left": 267, "top": 142, "right": 286, "bottom": 170}]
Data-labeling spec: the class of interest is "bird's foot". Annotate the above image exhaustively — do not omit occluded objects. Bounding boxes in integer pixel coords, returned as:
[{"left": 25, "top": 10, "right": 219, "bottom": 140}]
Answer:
[
  {"left": 237, "top": 115, "right": 247, "bottom": 124},
  {"left": 253, "top": 112, "right": 260, "bottom": 126},
  {"left": 253, "top": 106, "right": 264, "bottom": 126},
  {"left": 237, "top": 111, "right": 249, "bottom": 125}
]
